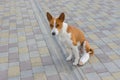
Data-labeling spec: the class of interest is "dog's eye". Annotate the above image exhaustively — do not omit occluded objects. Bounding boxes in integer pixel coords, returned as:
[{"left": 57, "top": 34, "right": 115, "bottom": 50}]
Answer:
[
  {"left": 50, "top": 24, "right": 53, "bottom": 27},
  {"left": 56, "top": 24, "right": 59, "bottom": 28}
]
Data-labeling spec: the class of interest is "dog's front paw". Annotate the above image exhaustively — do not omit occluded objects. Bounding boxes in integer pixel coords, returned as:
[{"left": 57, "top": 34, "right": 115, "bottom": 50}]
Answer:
[
  {"left": 73, "top": 61, "right": 78, "bottom": 66},
  {"left": 66, "top": 56, "right": 72, "bottom": 61}
]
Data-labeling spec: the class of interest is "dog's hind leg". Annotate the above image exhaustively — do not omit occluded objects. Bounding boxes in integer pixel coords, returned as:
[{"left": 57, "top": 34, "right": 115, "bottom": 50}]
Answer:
[{"left": 79, "top": 41, "right": 90, "bottom": 65}]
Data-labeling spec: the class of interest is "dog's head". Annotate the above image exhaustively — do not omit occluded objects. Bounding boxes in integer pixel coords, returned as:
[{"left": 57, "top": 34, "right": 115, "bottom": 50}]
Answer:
[{"left": 46, "top": 12, "right": 65, "bottom": 36}]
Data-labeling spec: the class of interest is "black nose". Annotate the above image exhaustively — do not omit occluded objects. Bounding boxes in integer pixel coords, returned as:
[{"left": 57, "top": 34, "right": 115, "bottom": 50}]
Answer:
[{"left": 52, "top": 32, "right": 55, "bottom": 35}]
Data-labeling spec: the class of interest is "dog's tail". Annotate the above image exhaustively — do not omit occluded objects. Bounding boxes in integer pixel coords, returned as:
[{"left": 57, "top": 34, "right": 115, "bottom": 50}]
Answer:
[
  {"left": 82, "top": 40, "right": 94, "bottom": 56},
  {"left": 89, "top": 48, "right": 94, "bottom": 56}
]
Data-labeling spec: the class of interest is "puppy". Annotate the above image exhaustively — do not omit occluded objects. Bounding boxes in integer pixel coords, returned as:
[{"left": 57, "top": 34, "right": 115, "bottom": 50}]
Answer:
[{"left": 46, "top": 12, "right": 94, "bottom": 66}]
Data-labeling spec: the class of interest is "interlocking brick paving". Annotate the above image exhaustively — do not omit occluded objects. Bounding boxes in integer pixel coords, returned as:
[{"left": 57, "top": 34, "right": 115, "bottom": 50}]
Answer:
[
  {"left": 0, "top": 0, "right": 120, "bottom": 80},
  {"left": 35, "top": 0, "right": 120, "bottom": 80}
]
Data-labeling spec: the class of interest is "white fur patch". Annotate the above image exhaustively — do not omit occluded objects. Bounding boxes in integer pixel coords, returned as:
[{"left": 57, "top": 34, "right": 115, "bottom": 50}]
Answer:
[
  {"left": 59, "top": 22, "right": 72, "bottom": 47},
  {"left": 80, "top": 52, "right": 90, "bottom": 65},
  {"left": 58, "top": 22, "right": 80, "bottom": 65},
  {"left": 51, "top": 19, "right": 59, "bottom": 35}
]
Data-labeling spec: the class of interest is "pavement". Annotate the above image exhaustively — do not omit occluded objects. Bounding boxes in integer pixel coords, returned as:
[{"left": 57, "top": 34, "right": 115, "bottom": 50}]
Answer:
[{"left": 0, "top": 0, "right": 120, "bottom": 80}]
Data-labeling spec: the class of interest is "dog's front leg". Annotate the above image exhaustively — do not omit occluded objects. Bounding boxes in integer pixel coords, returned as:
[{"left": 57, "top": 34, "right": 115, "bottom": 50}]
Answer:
[
  {"left": 66, "top": 48, "right": 73, "bottom": 61},
  {"left": 72, "top": 46, "right": 80, "bottom": 65}
]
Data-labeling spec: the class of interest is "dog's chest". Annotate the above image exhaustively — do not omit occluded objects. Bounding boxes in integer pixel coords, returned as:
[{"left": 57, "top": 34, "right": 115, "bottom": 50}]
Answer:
[{"left": 59, "top": 32, "right": 73, "bottom": 47}]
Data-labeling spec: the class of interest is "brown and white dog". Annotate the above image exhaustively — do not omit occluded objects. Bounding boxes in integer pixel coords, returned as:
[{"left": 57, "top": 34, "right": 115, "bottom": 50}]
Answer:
[{"left": 46, "top": 12, "right": 94, "bottom": 66}]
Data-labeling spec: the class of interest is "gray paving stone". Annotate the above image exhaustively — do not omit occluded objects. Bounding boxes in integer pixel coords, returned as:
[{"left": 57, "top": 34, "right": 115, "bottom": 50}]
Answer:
[
  {"left": 19, "top": 54, "right": 30, "bottom": 62},
  {"left": 82, "top": 65, "right": 95, "bottom": 74},
  {"left": 18, "top": 42, "right": 27, "bottom": 48},
  {"left": 20, "top": 61, "right": 32, "bottom": 71},
  {"left": 99, "top": 72, "right": 111, "bottom": 78},
  {"left": 0, "top": 52, "right": 8, "bottom": 57},
  {"left": 45, "top": 65, "right": 58, "bottom": 76},
  {"left": 9, "top": 62, "right": 19, "bottom": 67},
  {"left": 94, "top": 49, "right": 104, "bottom": 54},
  {"left": 18, "top": 32, "right": 25, "bottom": 36},
  {"left": 9, "top": 58, "right": 19, "bottom": 63},
  {"left": 8, "top": 77, "right": 20, "bottom": 80},
  {"left": 41, "top": 55, "right": 53, "bottom": 66},
  {"left": 102, "top": 30, "right": 112, "bottom": 36},
  {"left": 26, "top": 32, "right": 34, "bottom": 36},
  {"left": 59, "top": 72, "right": 71, "bottom": 80},
  {"left": 9, "top": 47, "right": 18, "bottom": 53},
  {"left": 9, "top": 52, "right": 19, "bottom": 59},
  {"left": 30, "top": 51, "right": 39, "bottom": 58},
  {"left": 1, "top": 38, "right": 9, "bottom": 42},
  {"left": 27, "top": 39, "right": 36, "bottom": 45},
  {"left": 26, "top": 35, "right": 34, "bottom": 39},
  {"left": 32, "top": 66, "right": 45, "bottom": 73},
  {"left": 104, "top": 62, "right": 120, "bottom": 72},
  {"left": 114, "top": 59, "right": 120, "bottom": 68},
  {"left": 95, "top": 32, "right": 106, "bottom": 38},
  {"left": 94, "top": 40, "right": 106, "bottom": 46},
  {"left": 105, "top": 51, "right": 116, "bottom": 56},
  {"left": 96, "top": 54, "right": 111, "bottom": 63},
  {"left": 0, "top": 70, "right": 8, "bottom": 80},
  {"left": 28, "top": 44, "right": 38, "bottom": 51},
  {"left": 86, "top": 72, "right": 101, "bottom": 80},
  {"left": 0, "top": 45, "right": 8, "bottom": 52},
  {"left": 33, "top": 28, "right": 41, "bottom": 34},
  {"left": 21, "top": 70, "right": 33, "bottom": 78},
  {"left": 101, "top": 37, "right": 113, "bottom": 43},
  {"left": 0, "top": 63, "right": 8, "bottom": 71},
  {"left": 37, "top": 40, "right": 46, "bottom": 47},
  {"left": 92, "top": 62, "right": 107, "bottom": 73},
  {"left": 47, "top": 74, "right": 60, "bottom": 80},
  {"left": 21, "top": 77, "right": 34, "bottom": 80},
  {"left": 114, "top": 49, "right": 120, "bottom": 55}
]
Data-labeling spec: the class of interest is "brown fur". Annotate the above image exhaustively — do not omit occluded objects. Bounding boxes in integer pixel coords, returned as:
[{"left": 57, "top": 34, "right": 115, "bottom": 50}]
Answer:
[
  {"left": 67, "top": 26, "right": 85, "bottom": 45},
  {"left": 47, "top": 12, "right": 64, "bottom": 32},
  {"left": 67, "top": 26, "right": 94, "bottom": 56}
]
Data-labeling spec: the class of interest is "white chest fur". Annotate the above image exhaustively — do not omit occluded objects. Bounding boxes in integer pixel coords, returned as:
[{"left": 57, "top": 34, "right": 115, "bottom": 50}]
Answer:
[{"left": 58, "top": 23, "right": 73, "bottom": 48}]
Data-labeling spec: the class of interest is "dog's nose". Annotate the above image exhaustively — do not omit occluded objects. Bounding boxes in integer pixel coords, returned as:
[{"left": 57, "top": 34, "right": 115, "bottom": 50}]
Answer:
[{"left": 52, "top": 32, "right": 55, "bottom": 36}]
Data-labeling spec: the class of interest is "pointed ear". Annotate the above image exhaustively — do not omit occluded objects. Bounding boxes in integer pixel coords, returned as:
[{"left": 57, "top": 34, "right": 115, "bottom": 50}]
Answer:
[
  {"left": 58, "top": 13, "right": 65, "bottom": 22},
  {"left": 46, "top": 12, "right": 53, "bottom": 21}
]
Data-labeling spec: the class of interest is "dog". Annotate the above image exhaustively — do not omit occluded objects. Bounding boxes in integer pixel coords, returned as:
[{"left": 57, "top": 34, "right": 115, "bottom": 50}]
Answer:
[{"left": 46, "top": 12, "right": 94, "bottom": 66}]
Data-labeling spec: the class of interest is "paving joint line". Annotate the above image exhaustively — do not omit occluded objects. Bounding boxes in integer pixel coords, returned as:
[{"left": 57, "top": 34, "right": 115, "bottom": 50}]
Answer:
[{"left": 30, "top": 0, "right": 90, "bottom": 79}]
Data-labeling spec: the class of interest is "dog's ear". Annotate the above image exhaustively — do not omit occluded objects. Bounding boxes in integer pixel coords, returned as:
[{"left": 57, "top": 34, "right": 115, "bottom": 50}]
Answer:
[
  {"left": 58, "top": 13, "right": 65, "bottom": 22},
  {"left": 46, "top": 12, "right": 53, "bottom": 22}
]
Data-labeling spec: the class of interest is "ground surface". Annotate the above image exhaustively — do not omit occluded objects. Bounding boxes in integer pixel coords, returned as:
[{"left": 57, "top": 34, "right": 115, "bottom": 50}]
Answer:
[{"left": 0, "top": 0, "right": 120, "bottom": 80}]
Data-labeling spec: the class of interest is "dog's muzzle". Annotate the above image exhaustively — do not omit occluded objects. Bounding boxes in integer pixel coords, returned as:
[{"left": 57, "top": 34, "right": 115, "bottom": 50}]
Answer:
[{"left": 52, "top": 32, "right": 56, "bottom": 36}]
